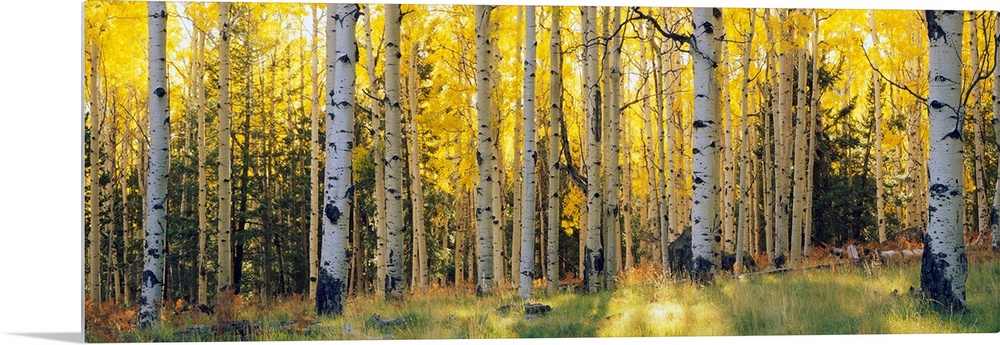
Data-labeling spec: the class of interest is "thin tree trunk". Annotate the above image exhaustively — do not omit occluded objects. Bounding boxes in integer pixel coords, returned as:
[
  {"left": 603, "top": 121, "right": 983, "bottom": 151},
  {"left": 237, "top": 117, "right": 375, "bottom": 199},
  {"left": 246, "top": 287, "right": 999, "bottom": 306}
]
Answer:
[
  {"left": 653, "top": 36, "right": 669, "bottom": 276},
  {"left": 308, "top": 5, "right": 323, "bottom": 301},
  {"left": 474, "top": 4, "right": 495, "bottom": 296},
  {"left": 993, "top": 12, "right": 1000, "bottom": 252},
  {"left": 407, "top": 42, "right": 428, "bottom": 290},
  {"left": 921, "top": 9, "right": 968, "bottom": 312},
  {"left": 383, "top": 4, "right": 405, "bottom": 300},
  {"left": 139, "top": 2, "right": 168, "bottom": 329},
  {"left": 546, "top": 6, "right": 562, "bottom": 295},
  {"left": 736, "top": 10, "right": 755, "bottom": 272},
  {"left": 791, "top": 48, "right": 807, "bottom": 267},
  {"left": 195, "top": 29, "right": 209, "bottom": 306},
  {"left": 87, "top": 39, "right": 104, "bottom": 303},
  {"left": 870, "top": 10, "right": 886, "bottom": 244},
  {"left": 721, "top": 40, "right": 736, "bottom": 255},
  {"left": 773, "top": 9, "right": 792, "bottom": 268},
  {"left": 603, "top": 6, "right": 622, "bottom": 289},
  {"left": 512, "top": 8, "right": 524, "bottom": 286},
  {"left": 583, "top": 5, "right": 604, "bottom": 293},
  {"left": 805, "top": 10, "right": 819, "bottom": 256},
  {"left": 360, "top": 5, "right": 387, "bottom": 296},
  {"left": 763, "top": 10, "right": 775, "bottom": 261},
  {"left": 216, "top": 2, "right": 234, "bottom": 294},
  {"left": 490, "top": 17, "right": 506, "bottom": 288},
  {"left": 640, "top": 26, "right": 658, "bottom": 268},
  {"left": 518, "top": 5, "right": 538, "bottom": 299},
  {"left": 969, "top": 12, "right": 988, "bottom": 237}
]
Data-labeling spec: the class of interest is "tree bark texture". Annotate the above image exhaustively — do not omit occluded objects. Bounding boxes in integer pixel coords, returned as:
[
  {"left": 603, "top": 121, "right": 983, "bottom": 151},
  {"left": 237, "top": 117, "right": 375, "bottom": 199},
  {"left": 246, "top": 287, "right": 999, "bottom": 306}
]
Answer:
[
  {"left": 139, "top": 2, "right": 168, "bottom": 329},
  {"left": 921, "top": 9, "right": 968, "bottom": 312},
  {"left": 690, "top": 7, "right": 723, "bottom": 283}
]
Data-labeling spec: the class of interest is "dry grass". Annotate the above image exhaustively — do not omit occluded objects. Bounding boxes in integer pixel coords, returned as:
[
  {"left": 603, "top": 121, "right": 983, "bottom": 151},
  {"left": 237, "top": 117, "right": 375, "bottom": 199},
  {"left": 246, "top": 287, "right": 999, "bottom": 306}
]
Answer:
[{"left": 94, "top": 254, "right": 1000, "bottom": 342}]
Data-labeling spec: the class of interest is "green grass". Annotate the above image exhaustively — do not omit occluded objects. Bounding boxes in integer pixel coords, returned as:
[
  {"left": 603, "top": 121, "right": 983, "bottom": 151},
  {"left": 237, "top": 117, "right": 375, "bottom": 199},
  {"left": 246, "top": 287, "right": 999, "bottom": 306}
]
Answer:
[{"left": 98, "top": 257, "right": 1000, "bottom": 342}]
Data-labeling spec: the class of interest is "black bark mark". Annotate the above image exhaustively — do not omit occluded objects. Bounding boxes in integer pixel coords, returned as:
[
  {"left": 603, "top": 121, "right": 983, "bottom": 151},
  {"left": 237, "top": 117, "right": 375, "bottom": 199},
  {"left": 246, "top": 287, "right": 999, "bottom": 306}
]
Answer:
[
  {"left": 325, "top": 203, "right": 342, "bottom": 224},
  {"left": 691, "top": 256, "right": 715, "bottom": 284},
  {"left": 919, "top": 234, "right": 965, "bottom": 311},
  {"left": 315, "top": 270, "right": 345, "bottom": 316}
]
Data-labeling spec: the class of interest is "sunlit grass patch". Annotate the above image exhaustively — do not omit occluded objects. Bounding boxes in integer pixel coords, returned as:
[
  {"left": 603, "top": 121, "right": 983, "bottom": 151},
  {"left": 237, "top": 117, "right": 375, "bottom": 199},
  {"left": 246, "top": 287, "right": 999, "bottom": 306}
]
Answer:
[{"left": 97, "top": 257, "right": 1000, "bottom": 341}]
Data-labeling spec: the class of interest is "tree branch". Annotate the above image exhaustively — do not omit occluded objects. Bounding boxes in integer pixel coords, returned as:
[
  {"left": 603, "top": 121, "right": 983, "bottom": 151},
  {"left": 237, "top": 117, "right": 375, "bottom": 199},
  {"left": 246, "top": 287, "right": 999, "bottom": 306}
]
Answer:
[{"left": 861, "top": 42, "right": 927, "bottom": 103}]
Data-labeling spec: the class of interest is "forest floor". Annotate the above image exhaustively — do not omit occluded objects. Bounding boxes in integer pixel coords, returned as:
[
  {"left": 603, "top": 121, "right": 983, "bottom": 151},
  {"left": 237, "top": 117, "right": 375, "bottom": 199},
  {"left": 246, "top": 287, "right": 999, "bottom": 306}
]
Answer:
[{"left": 88, "top": 243, "right": 1000, "bottom": 342}]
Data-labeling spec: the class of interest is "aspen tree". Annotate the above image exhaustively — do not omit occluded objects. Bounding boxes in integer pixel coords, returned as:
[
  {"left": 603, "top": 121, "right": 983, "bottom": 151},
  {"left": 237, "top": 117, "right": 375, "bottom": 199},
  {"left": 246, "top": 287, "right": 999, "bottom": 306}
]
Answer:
[
  {"left": 546, "top": 5, "right": 563, "bottom": 294},
  {"left": 921, "top": 9, "right": 968, "bottom": 312},
  {"left": 735, "top": 9, "right": 756, "bottom": 272},
  {"left": 583, "top": 5, "right": 604, "bottom": 293},
  {"left": 362, "top": 5, "right": 388, "bottom": 296},
  {"left": 217, "top": 1, "right": 234, "bottom": 294},
  {"left": 519, "top": 5, "right": 538, "bottom": 299},
  {"left": 87, "top": 39, "right": 103, "bottom": 303},
  {"left": 509, "top": 8, "right": 524, "bottom": 287},
  {"left": 384, "top": 4, "right": 405, "bottom": 300},
  {"left": 968, "top": 12, "right": 988, "bottom": 237},
  {"left": 791, "top": 48, "right": 807, "bottom": 267},
  {"left": 993, "top": 12, "right": 1000, "bottom": 253},
  {"left": 721, "top": 37, "right": 736, "bottom": 255},
  {"left": 604, "top": 6, "right": 622, "bottom": 289},
  {"left": 870, "top": 10, "right": 886, "bottom": 243},
  {"left": 407, "top": 42, "right": 428, "bottom": 290},
  {"left": 805, "top": 10, "right": 819, "bottom": 255},
  {"left": 690, "top": 7, "right": 724, "bottom": 283},
  {"left": 474, "top": 4, "right": 495, "bottom": 296},
  {"left": 195, "top": 28, "right": 208, "bottom": 305},
  {"left": 316, "top": 3, "right": 358, "bottom": 315},
  {"left": 653, "top": 34, "right": 669, "bottom": 274},
  {"left": 307, "top": 5, "right": 322, "bottom": 301},
  {"left": 139, "top": 2, "right": 168, "bottom": 329}
]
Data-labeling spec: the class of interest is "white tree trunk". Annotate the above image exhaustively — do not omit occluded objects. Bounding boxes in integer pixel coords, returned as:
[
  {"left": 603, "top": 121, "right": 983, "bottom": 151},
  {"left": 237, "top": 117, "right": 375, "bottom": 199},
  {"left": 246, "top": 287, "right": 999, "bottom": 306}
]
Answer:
[
  {"left": 921, "top": 9, "right": 968, "bottom": 312},
  {"left": 993, "top": 12, "right": 1000, "bottom": 253},
  {"left": 87, "top": 39, "right": 103, "bottom": 303},
  {"left": 407, "top": 42, "right": 428, "bottom": 290},
  {"left": 968, "top": 14, "right": 989, "bottom": 237},
  {"left": 546, "top": 6, "right": 562, "bottom": 295},
  {"left": 317, "top": 3, "right": 357, "bottom": 316},
  {"left": 604, "top": 7, "right": 622, "bottom": 289},
  {"left": 383, "top": 4, "right": 406, "bottom": 299},
  {"left": 721, "top": 40, "right": 735, "bottom": 255},
  {"left": 519, "top": 5, "right": 538, "bottom": 300},
  {"left": 654, "top": 37, "right": 669, "bottom": 275},
  {"left": 360, "top": 5, "right": 387, "bottom": 296},
  {"left": 773, "top": 10, "right": 792, "bottom": 268},
  {"left": 139, "top": 2, "right": 168, "bottom": 329},
  {"left": 195, "top": 29, "right": 208, "bottom": 306},
  {"left": 805, "top": 10, "right": 819, "bottom": 256},
  {"left": 216, "top": 1, "right": 234, "bottom": 294},
  {"left": 791, "top": 48, "right": 807, "bottom": 267},
  {"left": 871, "top": 10, "right": 886, "bottom": 244},
  {"left": 583, "top": 6, "right": 604, "bottom": 293},
  {"left": 735, "top": 10, "right": 755, "bottom": 272},
  {"left": 307, "top": 5, "right": 323, "bottom": 301},
  {"left": 512, "top": 8, "right": 524, "bottom": 286},
  {"left": 690, "top": 7, "right": 724, "bottom": 283},
  {"left": 474, "top": 4, "right": 495, "bottom": 296}
]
